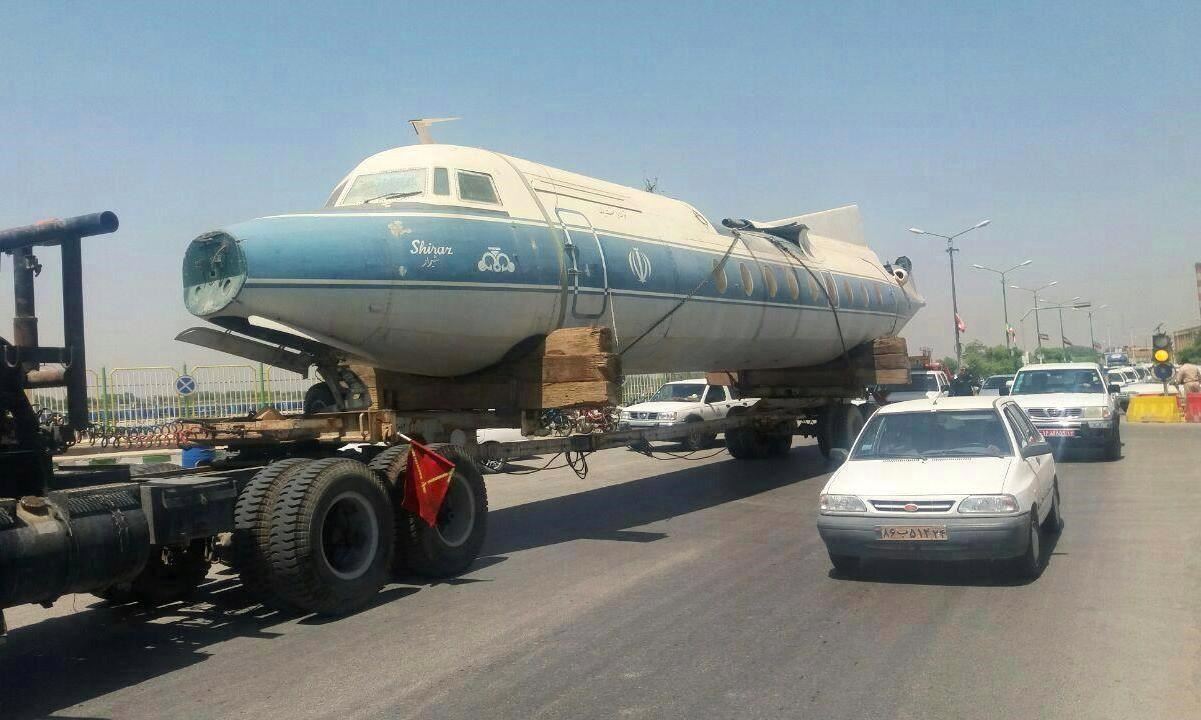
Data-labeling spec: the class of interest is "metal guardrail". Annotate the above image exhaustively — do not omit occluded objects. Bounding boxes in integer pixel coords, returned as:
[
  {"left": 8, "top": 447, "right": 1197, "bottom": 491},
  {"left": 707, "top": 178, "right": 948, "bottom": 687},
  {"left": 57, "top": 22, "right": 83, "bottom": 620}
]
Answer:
[{"left": 27, "top": 364, "right": 688, "bottom": 448}]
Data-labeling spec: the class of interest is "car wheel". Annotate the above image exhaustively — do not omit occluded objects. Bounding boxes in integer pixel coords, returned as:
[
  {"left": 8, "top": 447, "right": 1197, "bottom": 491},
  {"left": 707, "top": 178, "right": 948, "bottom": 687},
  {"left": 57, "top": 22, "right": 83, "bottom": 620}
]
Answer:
[
  {"left": 828, "top": 553, "right": 860, "bottom": 575},
  {"left": 1010, "top": 509, "right": 1044, "bottom": 580},
  {"left": 682, "top": 417, "right": 707, "bottom": 451},
  {"left": 1043, "top": 481, "right": 1064, "bottom": 535},
  {"left": 477, "top": 441, "right": 506, "bottom": 474}
]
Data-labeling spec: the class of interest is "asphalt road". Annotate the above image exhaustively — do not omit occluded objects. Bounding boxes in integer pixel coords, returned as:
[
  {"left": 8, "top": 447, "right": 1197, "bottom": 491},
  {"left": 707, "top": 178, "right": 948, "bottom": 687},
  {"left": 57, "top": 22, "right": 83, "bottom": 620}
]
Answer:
[{"left": 3, "top": 423, "right": 1199, "bottom": 720}]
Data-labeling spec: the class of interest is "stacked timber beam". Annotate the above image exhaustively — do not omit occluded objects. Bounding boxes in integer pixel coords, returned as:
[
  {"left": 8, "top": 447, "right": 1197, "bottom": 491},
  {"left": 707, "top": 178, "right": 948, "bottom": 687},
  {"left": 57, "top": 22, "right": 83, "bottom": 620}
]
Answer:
[
  {"left": 729, "top": 337, "right": 909, "bottom": 398},
  {"left": 352, "top": 327, "right": 620, "bottom": 412}
]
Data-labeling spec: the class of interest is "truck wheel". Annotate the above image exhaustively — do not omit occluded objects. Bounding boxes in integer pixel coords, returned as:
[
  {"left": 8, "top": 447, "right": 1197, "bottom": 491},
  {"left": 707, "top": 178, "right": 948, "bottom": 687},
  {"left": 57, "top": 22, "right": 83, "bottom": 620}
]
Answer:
[
  {"left": 368, "top": 444, "right": 415, "bottom": 573},
  {"left": 303, "top": 383, "right": 337, "bottom": 414},
  {"left": 767, "top": 432, "right": 792, "bottom": 457},
  {"left": 94, "top": 540, "right": 211, "bottom": 607},
  {"left": 1104, "top": 422, "right": 1122, "bottom": 461},
  {"left": 267, "top": 458, "right": 395, "bottom": 615},
  {"left": 230, "top": 458, "right": 312, "bottom": 605},
  {"left": 827, "top": 404, "right": 864, "bottom": 451},
  {"left": 402, "top": 443, "right": 489, "bottom": 577},
  {"left": 726, "top": 427, "right": 764, "bottom": 459}
]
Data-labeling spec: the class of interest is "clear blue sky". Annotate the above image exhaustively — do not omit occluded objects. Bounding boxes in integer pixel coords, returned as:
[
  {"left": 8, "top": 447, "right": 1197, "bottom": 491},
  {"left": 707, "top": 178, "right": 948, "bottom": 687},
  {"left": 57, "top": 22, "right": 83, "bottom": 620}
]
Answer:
[{"left": 2, "top": 1, "right": 1198, "bottom": 369}]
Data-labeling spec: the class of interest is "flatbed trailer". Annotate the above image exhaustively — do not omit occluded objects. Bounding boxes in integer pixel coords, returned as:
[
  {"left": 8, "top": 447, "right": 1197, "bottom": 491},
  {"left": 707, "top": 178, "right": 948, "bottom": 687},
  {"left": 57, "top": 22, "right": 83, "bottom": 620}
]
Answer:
[{"left": 0, "top": 212, "right": 892, "bottom": 640}]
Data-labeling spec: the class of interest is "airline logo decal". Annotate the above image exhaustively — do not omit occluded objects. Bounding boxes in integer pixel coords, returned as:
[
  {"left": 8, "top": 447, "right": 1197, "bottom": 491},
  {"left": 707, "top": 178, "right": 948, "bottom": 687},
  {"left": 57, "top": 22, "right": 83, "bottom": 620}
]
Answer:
[{"left": 478, "top": 247, "right": 516, "bottom": 273}]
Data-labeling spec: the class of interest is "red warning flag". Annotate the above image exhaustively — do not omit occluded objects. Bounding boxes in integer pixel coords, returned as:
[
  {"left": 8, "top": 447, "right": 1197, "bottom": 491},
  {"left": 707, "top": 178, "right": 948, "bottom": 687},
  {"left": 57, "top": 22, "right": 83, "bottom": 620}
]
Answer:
[{"left": 402, "top": 442, "right": 456, "bottom": 528}]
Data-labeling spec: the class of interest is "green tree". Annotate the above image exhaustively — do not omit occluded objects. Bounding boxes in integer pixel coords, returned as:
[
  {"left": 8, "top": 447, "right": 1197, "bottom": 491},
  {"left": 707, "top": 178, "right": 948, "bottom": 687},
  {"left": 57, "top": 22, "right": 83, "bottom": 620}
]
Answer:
[
  {"left": 960, "top": 341, "right": 1024, "bottom": 377},
  {"left": 1177, "top": 341, "right": 1201, "bottom": 364}
]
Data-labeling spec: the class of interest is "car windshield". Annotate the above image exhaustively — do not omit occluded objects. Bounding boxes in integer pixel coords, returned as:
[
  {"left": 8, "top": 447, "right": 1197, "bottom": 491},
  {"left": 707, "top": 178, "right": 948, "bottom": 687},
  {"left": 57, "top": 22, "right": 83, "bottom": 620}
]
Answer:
[
  {"left": 851, "top": 410, "right": 1013, "bottom": 459},
  {"left": 881, "top": 373, "right": 939, "bottom": 393},
  {"left": 337, "top": 169, "right": 426, "bottom": 205},
  {"left": 1011, "top": 368, "right": 1105, "bottom": 395},
  {"left": 1108, "top": 372, "right": 1125, "bottom": 383},
  {"left": 981, "top": 376, "right": 1010, "bottom": 389},
  {"left": 646, "top": 383, "right": 704, "bottom": 403}
]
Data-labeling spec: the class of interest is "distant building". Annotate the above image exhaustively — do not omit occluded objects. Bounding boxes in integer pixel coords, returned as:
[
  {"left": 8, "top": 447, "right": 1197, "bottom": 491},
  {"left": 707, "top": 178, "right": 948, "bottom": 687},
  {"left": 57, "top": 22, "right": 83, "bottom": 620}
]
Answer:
[
  {"left": 1127, "top": 345, "right": 1152, "bottom": 363},
  {"left": 1173, "top": 324, "right": 1201, "bottom": 350}
]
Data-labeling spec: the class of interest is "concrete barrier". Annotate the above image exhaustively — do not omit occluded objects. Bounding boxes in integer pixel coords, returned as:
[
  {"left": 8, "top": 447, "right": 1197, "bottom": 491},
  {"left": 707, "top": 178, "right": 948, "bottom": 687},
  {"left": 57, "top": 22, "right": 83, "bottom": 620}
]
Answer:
[
  {"left": 1186, "top": 393, "right": 1201, "bottom": 423},
  {"left": 1126, "top": 395, "right": 1183, "bottom": 423}
]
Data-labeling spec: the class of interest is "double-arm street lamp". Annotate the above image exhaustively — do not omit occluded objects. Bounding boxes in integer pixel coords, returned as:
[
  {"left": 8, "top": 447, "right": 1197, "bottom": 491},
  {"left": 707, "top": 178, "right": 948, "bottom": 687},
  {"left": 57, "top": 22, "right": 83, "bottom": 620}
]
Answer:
[
  {"left": 971, "top": 259, "right": 1032, "bottom": 348},
  {"left": 908, "top": 219, "right": 991, "bottom": 366},
  {"left": 1010, "top": 281, "right": 1058, "bottom": 358}
]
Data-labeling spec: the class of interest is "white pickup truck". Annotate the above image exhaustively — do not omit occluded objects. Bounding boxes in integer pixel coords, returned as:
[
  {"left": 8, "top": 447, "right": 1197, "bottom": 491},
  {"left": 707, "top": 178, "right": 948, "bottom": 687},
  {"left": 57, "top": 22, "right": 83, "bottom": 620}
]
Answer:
[
  {"left": 619, "top": 379, "right": 755, "bottom": 450},
  {"left": 878, "top": 369, "right": 951, "bottom": 403}
]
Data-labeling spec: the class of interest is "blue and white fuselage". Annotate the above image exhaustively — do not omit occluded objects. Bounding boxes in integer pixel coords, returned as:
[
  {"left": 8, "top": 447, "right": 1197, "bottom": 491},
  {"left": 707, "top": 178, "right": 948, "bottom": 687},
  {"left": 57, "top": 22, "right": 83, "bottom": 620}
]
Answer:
[{"left": 182, "top": 144, "right": 923, "bottom": 377}]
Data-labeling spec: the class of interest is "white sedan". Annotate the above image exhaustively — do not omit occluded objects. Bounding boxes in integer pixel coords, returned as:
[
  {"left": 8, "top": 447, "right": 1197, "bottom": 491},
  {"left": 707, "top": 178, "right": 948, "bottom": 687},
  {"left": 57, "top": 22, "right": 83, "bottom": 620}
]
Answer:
[{"left": 816, "top": 396, "right": 1063, "bottom": 579}]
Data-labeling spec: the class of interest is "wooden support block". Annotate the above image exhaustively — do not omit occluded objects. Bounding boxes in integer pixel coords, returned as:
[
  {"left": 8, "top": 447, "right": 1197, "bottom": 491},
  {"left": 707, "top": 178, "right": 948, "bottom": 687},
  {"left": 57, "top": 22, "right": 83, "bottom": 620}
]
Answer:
[
  {"left": 732, "top": 336, "right": 910, "bottom": 394},
  {"left": 354, "top": 327, "right": 619, "bottom": 411}
]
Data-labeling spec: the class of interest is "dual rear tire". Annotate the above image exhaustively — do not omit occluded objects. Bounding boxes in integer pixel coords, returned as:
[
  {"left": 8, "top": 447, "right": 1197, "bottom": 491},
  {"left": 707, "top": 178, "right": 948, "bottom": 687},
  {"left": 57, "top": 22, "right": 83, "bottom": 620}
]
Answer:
[{"left": 229, "top": 444, "right": 488, "bottom": 615}]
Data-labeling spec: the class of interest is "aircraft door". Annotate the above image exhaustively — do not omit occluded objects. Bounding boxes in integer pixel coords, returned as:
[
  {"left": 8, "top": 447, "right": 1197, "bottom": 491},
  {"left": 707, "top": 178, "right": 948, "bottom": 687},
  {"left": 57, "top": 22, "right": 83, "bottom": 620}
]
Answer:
[{"left": 555, "top": 209, "right": 609, "bottom": 319}]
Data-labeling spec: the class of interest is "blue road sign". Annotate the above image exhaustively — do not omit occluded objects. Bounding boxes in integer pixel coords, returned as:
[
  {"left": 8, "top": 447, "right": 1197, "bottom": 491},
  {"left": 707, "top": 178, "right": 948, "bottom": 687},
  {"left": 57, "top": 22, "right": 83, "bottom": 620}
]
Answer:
[{"left": 175, "top": 374, "right": 198, "bottom": 396}]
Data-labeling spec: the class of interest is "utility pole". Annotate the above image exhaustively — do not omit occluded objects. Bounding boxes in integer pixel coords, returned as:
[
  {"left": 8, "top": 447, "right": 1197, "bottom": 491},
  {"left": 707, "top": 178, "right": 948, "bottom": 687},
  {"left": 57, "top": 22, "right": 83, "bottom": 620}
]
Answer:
[{"left": 1012, "top": 281, "right": 1058, "bottom": 363}]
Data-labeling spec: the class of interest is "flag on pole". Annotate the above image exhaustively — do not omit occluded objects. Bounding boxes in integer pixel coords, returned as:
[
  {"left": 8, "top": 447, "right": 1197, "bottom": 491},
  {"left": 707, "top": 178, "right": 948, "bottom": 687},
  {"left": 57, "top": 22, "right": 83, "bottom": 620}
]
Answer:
[
  {"left": 1006, "top": 325, "right": 1017, "bottom": 340},
  {"left": 1039, "top": 332, "right": 1050, "bottom": 341},
  {"left": 955, "top": 314, "right": 967, "bottom": 333},
  {"left": 402, "top": 441, "right": 456, "bottom": 528},
  {"left": 1062, "top": 335, "right": 1072, "bottom": 346}
]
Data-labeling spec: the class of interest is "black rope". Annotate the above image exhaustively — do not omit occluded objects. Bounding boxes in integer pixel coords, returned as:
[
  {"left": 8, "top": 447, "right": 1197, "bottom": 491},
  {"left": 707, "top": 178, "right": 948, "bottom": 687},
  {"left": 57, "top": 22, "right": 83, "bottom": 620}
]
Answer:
[
  {"left": 498, "top": 450, "right": 591, "bottom": 479},
  {"left": 619, "top": 232, "right": 743, "bottom": 357}
]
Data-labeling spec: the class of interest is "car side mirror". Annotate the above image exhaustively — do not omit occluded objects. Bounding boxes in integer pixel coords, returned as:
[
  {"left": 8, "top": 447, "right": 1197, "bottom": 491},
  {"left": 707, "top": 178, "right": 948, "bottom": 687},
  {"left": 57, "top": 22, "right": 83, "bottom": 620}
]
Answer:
[
  {"left": 1108, "top": 384, "right": 1121, "bottom": 394},
  {"left": 829, "top": 448, "right": 849, "bottom": 466},
  {"left": 1021, "top": 441, "right": 1052, "bottom": 458}
]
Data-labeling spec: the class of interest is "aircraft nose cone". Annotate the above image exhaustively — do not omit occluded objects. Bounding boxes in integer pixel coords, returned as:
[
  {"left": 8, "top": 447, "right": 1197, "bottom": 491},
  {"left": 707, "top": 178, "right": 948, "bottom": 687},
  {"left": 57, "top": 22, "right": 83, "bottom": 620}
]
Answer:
[{"left": 182, "top": 230, "right": 247, "bottom": 316}]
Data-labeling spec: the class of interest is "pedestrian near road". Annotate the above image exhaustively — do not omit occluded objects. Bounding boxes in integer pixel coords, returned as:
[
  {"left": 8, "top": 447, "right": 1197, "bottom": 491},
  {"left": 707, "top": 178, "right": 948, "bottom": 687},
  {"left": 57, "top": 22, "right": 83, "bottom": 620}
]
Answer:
[
  {"left": 1172, "top": 362, "right": 1201, "bottom": 394},
  {"left": 950, "top": 366, "right": 976, "bottom": 397}
]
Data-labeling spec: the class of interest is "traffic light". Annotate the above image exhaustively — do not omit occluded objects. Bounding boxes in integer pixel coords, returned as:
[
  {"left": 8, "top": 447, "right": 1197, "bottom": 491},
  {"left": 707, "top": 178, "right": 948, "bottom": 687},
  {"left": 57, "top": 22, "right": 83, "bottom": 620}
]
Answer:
[{"left": 1152, "top": 333, "right": 1173, "bottom": 381}]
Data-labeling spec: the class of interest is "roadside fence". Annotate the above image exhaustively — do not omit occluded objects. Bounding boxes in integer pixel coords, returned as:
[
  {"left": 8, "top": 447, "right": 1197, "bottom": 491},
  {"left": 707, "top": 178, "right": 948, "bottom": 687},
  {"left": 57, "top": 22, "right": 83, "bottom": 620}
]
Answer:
[{"left": 28, "top": 364, "right": 701, "bottom": 448}]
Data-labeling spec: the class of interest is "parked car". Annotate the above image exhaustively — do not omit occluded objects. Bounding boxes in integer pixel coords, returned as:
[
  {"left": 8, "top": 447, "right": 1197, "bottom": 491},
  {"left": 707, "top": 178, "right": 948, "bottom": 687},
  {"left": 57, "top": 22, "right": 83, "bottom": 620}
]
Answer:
[
  {"left": 978, "top": 374, "right": 1015, "bottom": 397},
  {"left": 619, "top": 379, "right": 755, "bottom": 450},
  {"left": 816, "top": 396, "right": 1062, "bottom": 578},
  {"left": 1008, "top": 362, "right": 1122, "bottom": 460}
]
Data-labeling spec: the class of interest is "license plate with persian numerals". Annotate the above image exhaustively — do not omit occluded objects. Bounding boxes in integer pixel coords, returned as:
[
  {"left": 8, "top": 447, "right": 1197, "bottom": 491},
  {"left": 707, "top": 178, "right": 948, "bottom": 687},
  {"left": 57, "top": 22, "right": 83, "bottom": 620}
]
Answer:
[{"left": 878, "top": 526, "right": 948, "bottom": 541}]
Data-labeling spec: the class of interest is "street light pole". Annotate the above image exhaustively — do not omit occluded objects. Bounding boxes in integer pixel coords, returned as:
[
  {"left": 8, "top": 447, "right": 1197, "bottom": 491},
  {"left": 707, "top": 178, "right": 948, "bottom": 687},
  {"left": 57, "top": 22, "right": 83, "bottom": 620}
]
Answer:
[
  {"left": 1053, "top": 296, "right": 1082, "bottom": 356},
  {"left": 1011, "top": 281, "right": 1058, "bottom": 362},
  {"left": 972, "top": 259, "right": 1032, "bottom": 348},
  {"left": 1087, "top": 304, "right": 1109, "bottom": 356},
  {"left": 909, "top": 220, "right": 991, "bottom": 367}
]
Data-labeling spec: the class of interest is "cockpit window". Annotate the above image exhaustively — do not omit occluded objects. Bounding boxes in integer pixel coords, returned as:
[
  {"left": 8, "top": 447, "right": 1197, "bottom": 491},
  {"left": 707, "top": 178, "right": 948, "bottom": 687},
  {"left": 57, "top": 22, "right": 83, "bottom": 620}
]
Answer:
[
  {"left": 325, "top": 178, "right": 350, "bottom": 208},
  {"left": 433, "top": 167, "right": 450, "bottom": 196},
  {"left": 338, "top": 169, "right": 426, "bottom": 206},
  {"left": 457, "top": 170, "right": 500, "bottom": 204}
]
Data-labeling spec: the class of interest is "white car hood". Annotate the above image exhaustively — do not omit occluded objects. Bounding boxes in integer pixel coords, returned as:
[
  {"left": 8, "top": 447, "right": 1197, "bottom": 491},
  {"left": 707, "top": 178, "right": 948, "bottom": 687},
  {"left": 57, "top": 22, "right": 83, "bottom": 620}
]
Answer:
[
  {"left": 1010, "top": 392, "right": 1107, "bottom": 408},
  {"left": 623, "top": 401, "right": 697, "bottom": 414},
  {"left": 825, "top": 457, "right": 1013, "bottom": 496}
]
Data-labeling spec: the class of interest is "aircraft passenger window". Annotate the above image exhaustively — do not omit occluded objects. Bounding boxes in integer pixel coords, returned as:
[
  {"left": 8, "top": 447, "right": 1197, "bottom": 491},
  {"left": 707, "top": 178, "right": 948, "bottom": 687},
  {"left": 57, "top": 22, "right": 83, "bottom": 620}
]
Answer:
[
  {"left": 875, "top": 283, "right": 884, "bottom": 308},
  {"left": 785, "top": 269, "right": 800, "bottom": 300},
  {"left": 433, "top": 167, "right": 450, "bottom": 195},
  {"left": 806, "top": 273, "right": 820, "bottom": 303},
  {"left": 339, "top": 169, "right": 426, "bottom": 206},
  {"left": 763, "top": 266, "right": 778, "bottom": 298},
  {"left": 739, "top": 262, "right": 754, "bottom": 296},
  {"left": 824, "top": 275, "right": 839, "bottom": 306},
  {"left": 711, "top": 258, "right": 728, "bottom": 293},
  {"left": 842, "top": 279, "right": 854, "bottom": 306},
  {"left": 457, "top": 170, "right": 500, "bottom": 204}
]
